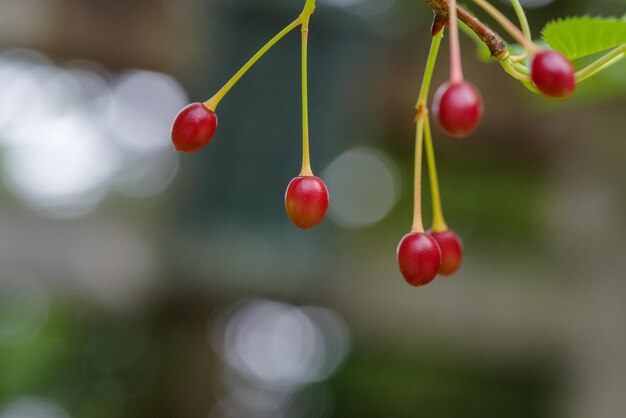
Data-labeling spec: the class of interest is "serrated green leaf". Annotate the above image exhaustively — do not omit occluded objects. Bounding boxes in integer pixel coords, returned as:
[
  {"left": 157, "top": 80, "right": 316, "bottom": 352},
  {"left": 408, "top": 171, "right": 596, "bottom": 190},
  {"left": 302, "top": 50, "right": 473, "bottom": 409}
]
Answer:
[{"left": 542, "top": 16, "right": 626, "bottom": 61}]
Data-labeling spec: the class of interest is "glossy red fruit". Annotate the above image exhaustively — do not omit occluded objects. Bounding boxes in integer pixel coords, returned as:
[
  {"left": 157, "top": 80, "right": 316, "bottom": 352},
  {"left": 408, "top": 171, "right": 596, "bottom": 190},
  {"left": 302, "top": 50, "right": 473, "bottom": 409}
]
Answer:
[
  {"left": 429, "top": 229, "right": 463, "bottom": 276},
  {"left": 433, "top": 81, "right": 483, "bottom": 137},
  {"left": 171, "top": 103, "right": 218, "bottom": 153},
  {"left": 397, "top": 232, "right": 441, "bottom": 286},
  {"left": 530, "top": 50, "right": 576, "bottom": 98},
  {"left": 285, "top": 176, "right": 329, "bottom": 229}
]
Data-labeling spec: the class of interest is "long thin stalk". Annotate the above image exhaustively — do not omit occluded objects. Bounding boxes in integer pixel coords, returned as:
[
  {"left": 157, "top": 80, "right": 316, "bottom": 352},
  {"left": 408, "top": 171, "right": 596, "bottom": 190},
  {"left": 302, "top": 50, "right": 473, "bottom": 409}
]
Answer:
[
  {"left": 300, "top": 12, "right": 313, "bottom": 176},
  {"left": 509, "top": 0, "right": 531, "bottom": 61},
  {"left": 204, "top": 18, "right": 302, "bottom": 111},
  {"left": 412, "top": 31, "right": 445, "bottom": 233},
  {"left": 423, "top": 116, "right": 447, "bottom": 232},
  {"left": 417, "top": 32, "right": 444, "bottom": 107},
  {"left": 576, "top": 44, "right": 626, "bottom": 82}
]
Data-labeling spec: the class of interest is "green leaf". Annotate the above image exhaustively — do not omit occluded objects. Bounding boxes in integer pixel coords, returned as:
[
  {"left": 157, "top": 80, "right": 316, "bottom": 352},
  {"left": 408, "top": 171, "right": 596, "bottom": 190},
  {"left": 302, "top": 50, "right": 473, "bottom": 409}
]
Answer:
[{"left": 542, "top": 16, "right": 626, "bottom": 61}]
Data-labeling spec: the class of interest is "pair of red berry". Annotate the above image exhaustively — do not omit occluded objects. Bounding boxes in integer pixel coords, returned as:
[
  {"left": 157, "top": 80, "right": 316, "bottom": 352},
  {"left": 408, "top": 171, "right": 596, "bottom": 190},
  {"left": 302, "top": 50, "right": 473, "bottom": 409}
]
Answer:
[
  {"left": 171, "top": 104, "right": 329, "bottom": 229},
  {"left": 397, "top": 229, "right": 463, "bottom": 286}
]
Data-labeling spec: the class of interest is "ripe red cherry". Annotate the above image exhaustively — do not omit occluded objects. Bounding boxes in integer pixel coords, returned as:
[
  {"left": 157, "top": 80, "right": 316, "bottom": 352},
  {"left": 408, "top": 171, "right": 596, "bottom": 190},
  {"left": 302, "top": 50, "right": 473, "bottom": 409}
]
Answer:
[
  {"left": 397, "top": 232, "right": 441, "bottom": 286},
  {"left": 432, "top": 81, "right": 483, "bottom": 137},
  {"left": 285, "top": 176, "right": 329, "bottom": 229},
  {"left": 429, "top": 229, "right": 463, "bottom": 276},
  {"left": 171, "top": 103, "right": 218, "bottom": 153},
  {"left": 530, "top": 50, "right": 576, "bottom": 98}
]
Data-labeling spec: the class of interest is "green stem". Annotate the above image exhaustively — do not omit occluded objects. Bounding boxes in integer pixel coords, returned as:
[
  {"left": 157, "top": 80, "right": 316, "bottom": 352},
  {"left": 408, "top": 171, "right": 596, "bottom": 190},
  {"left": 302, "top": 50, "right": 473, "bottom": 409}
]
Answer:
[
  {"left": 423, "top": 116, "right": 447, "bottom": 232},
  {"left": 500, "top": 57, "right": 540, "bottom": 93},
  {"left": 204, "top": 17, "right": 302, "bottom": 111},
  {"left": 300, "top": 11, "right": 313, "bottom": 176},
  {"left": 509, "top": 0, "right": 531, "bottom": 61},
  {"left": 302, "top": 0, "right": 316, "bottom": 15},
  {"left": 412, "top": 30, "right": 444, "bottom": 233},
  {"left": 416, "top": 31, "right": 444, "bottom": 107},
  {"left": 512, "top": 61, "right": 530, "bottom": 75},
  {"left": 576, "top": 44, "right": 626, "bottom": 82},
  {"left": 500, "top": 57, "right": 530, "bottom": 81}
]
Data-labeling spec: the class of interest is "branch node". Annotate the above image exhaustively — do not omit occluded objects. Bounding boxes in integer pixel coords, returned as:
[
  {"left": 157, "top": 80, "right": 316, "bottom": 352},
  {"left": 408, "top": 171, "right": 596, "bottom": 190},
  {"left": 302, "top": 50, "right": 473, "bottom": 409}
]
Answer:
[{"left": 426, "top": 0, "right": 508, "bottom": 60}]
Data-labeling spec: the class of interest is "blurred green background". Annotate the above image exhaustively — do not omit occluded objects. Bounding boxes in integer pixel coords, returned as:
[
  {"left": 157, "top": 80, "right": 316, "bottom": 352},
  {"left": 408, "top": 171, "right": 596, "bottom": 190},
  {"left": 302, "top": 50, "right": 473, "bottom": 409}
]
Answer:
[{"left": 0, "top": 0, "right": 625, "bottom": 417}]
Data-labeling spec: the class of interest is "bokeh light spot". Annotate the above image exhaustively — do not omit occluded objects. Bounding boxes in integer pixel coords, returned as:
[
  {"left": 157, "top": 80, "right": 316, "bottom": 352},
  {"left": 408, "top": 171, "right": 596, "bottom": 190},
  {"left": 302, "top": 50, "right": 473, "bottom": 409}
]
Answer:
[{"left": 322, "top": 147, "right": 400, "bottom": 228}]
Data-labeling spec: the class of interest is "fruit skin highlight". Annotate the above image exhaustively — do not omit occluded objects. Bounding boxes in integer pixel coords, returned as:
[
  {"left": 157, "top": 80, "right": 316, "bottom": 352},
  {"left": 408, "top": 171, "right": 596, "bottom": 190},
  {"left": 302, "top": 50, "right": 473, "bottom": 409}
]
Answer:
[
  {"left": 530, "top": 50, "right": 576, "bottom": 98},
  {"left": 429, "top": 229, "right": 463, "bottom": 276},
  {"left": 285, "top": 176, "right": 329, "bottom": 229},
  {"left": 171, "top": 103, "right": 218, "bottom": 153},
  {"left": 397, "top": 232, "right": 441, "bottom": 286},
  {"left": 432, "top": 81, "right": 483, "bottom": 137}
]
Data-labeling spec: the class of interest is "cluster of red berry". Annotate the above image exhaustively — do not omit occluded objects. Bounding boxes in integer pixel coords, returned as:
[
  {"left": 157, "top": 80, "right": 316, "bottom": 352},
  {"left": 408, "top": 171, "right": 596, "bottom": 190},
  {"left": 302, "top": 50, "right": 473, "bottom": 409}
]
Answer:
[
  {"left": 170, "top": 0, "right": 576, "bottom": 287},
  {"left": 397, "top": 0, "right": 576, "bottom": 287}
]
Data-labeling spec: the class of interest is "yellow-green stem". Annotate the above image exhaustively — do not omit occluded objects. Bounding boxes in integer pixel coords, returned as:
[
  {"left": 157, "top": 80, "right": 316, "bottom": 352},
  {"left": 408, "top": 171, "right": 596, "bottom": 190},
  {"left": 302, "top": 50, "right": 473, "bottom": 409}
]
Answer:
[
  {"left": 423, "top": 116, "right": 447, "bottom": 232},
  {"left": 500, "top": 57, "right": 530, "bottom": 81},
  {"left": 204, "top": 17, "right": 302, "bottom": 111},
  {"left": 300, "top": 12, "right": 313, "bottom": 176},
  {"left": 417, "top": 31, "right": 444, "bottom": 107},
  {"left": 412, "top": 30, "right": 444, "bottom": 233},
  {"left": 576, "top": 44, "right": 626, "bottom": 82},
  {"left": 509, "top": 0, "right": 531, "bottom": 61}
]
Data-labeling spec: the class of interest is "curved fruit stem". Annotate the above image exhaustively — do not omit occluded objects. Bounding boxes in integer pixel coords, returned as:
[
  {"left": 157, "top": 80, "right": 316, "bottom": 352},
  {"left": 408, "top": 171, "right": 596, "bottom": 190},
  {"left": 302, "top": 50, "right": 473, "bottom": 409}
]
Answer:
[
  {"left": 299, "top": 4, "right": 315, "bottom": 176},
  {"left": 204, "top": 18, "right": 302, "bottom": 111},
  {"left": 423, "top": 116, "right": 448, "bottom": 232},
  {"left": 417, "top": 31, "right": 444, "bottom": 107},
  {"left": 204, "top": 0, "right": 317, "bottom": 171},
  {"left": 500, "top": 57, "right": 530, "bottom": 81},
  {"left": 575, "top": 44, "right": 626, "bottom": 82},
  {"left": 471, "top": 0, "right": 539, "bottom": 54},
  {"left": 412, "top": 30, "right": 444, "bottom": 233},
  {"left": 508, "top": 0, "right": 531, "bottom": 61},
  {"left": 448, "top": 0, "right": 464, "bottom": 83}
]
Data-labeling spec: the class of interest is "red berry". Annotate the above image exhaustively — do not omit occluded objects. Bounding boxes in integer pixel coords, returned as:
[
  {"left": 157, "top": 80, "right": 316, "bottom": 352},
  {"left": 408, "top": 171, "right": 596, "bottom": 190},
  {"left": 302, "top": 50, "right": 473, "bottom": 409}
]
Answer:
[
  {"left": 285, "top": 176, "right": 329, "bottom": 229},
  {"left": 397, "top": 232, "right": 441, "bottom": 286},
  {"left": 171, "top": 103, "right": 218, "bottom": 153},
  {"left": 433, "top": 81, "right": 483, "bottom": 137},
  {"left": 429, "top": 229, "right": 463, "bottom": 276},
  {"left": 530, "top": 50, "right": 576, "bottom": 98}
]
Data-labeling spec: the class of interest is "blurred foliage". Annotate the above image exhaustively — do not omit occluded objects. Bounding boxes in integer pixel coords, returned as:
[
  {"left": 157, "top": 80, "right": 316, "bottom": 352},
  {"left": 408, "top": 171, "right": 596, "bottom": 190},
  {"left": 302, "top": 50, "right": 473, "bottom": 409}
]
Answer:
[{"left": 332, "top": 345, "right": 556, "bottom": 418}]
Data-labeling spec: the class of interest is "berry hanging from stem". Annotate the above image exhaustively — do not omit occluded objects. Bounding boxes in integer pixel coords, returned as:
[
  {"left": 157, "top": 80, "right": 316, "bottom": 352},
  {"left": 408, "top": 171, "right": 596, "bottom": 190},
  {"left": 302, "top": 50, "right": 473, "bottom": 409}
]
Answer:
[
  {"left": 285, "top": 0, "right": 330, "bottom": 230},
  {"left": 432, "top": 0, "right": 483, "bottom": 138}
]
